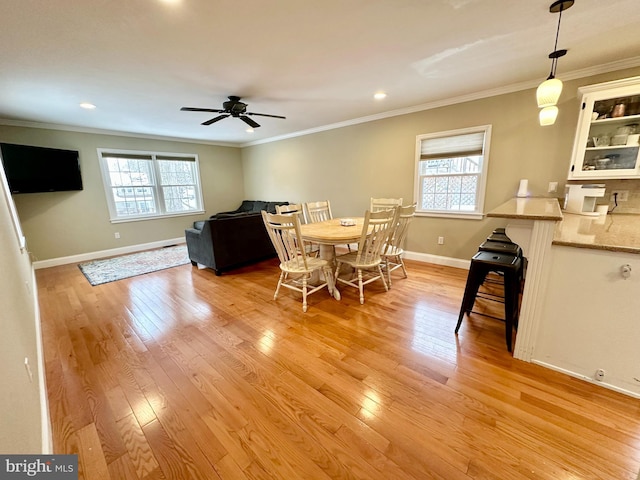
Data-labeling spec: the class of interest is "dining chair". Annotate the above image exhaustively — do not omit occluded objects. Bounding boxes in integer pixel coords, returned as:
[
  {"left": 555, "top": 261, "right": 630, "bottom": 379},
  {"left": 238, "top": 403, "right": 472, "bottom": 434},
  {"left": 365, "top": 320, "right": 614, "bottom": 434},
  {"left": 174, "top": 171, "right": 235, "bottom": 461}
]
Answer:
[
  {"left": 381, "top": 203, "right": 416, "bottom": 286},
  {"left": 334, "top": 207, "right": 398, "bottom": 304},
  {"left": 303, "top": 199, "right": 355, "bottom": 253},
  {"left": 370, "top": 197, "right": 403, "bottom": 212},
  {"left": 303, "top": 200, "right": 333, "bottom": 224},
  {"left": 276, "top": 203, "right": 305, "bottom": 220},
  {"left": 261, "top": 211, "right": 337, "bottom": 312},
  {"left": 276, "top": 203, "right": 319, "bottom": 256}
]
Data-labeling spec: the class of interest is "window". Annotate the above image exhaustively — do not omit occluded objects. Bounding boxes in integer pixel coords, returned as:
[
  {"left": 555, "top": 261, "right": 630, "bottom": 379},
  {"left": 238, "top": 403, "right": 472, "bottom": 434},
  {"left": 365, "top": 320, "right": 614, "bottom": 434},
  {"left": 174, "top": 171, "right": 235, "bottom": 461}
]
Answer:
[
  {"left": 414, "top": 125, "right": 491, "bottom": 219},
  {"left": 98, "top": 149, "right": 204, "bottom": 222}
]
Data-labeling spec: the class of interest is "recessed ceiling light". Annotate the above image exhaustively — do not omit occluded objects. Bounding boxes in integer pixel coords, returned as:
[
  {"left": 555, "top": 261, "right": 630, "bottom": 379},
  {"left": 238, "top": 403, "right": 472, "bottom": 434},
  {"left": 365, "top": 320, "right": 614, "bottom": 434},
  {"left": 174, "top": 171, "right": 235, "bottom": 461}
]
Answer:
[
  {"left": 79, "top": 102, "right": 96, "bottom": 109},
  {"left": 374, "top": 92, "right": 387, "bottom": 100},
  {"left": 246, "top": 128, "right": 254, "bottom": 133}
]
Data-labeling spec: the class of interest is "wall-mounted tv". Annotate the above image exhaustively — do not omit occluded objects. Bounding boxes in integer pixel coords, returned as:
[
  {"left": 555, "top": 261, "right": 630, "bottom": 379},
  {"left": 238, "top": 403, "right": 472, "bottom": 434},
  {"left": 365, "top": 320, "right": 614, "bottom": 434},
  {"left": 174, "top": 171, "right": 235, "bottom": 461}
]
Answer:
[{"left": 0, "top": 143, "right": 83, "bottom": 194}]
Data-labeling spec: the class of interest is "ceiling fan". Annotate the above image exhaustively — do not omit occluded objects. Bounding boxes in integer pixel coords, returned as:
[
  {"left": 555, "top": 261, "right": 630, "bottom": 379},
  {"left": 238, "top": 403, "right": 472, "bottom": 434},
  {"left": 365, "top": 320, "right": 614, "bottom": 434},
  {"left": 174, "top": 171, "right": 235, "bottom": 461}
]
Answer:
[{"left": 180, "top": 96, "right": 286, "bottom": 128}]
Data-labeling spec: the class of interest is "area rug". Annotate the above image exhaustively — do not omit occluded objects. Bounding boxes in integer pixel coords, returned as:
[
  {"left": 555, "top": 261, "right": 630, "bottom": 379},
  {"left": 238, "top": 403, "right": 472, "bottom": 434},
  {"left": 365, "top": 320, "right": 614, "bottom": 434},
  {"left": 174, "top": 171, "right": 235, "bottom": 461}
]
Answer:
[{"left": 78, "top": 245, "right": 190, "bottom": 286}]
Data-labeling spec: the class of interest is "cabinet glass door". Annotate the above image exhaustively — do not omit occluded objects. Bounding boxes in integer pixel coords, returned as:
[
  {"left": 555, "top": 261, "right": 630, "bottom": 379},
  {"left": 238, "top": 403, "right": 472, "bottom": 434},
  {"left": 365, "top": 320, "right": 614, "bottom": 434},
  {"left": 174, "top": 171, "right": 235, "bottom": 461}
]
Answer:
[{"left": 570, "top": 88, "right": 640, "bottom": 179}]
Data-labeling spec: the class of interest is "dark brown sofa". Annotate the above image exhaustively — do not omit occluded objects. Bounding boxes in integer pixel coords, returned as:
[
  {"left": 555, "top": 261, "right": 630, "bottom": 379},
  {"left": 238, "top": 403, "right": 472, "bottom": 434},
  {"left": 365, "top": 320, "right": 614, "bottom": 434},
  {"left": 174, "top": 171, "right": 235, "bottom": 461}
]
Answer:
[{"left": 185, "top": 200, "right": 288, "bottom": 275}]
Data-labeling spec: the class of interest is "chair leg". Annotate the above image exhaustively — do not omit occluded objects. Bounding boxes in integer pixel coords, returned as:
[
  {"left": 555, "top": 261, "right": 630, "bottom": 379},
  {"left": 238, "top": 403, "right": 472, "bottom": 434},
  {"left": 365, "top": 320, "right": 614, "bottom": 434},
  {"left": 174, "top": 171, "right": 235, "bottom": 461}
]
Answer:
[
  {"left": 378, "top": 265, "right": 389, "bottom": 292},
  {"left": 385, "top": 258, "right": 392, "bottom": 287},
  {"left": 503, "top": 270, "right": 519, "bottom": 352},
  {"left": 455, "top": 266, "right": 483, "bottom": 334},
  {"left": 357, "top": 269, "right": 365, "bottom": 304},
  {"left": 455, "top": 311, "right": 465, "bottom": 334},
  {"left": 302, "top": 275, "right": 308, "bottom": 313},
  {"left": 274, "top": 272, "right": 285, "bottom": 300},
  {"left": 399, "top": 256, "right": 408, "bottom": 278}
]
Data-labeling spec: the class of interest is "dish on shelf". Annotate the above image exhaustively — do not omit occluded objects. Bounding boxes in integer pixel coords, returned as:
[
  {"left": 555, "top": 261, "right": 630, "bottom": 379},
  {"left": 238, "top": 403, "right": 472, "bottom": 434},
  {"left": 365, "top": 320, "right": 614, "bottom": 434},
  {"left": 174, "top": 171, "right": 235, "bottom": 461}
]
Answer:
[
  {"left": 593, "top": 135, "right": 610, "bottom": 147},
  {"left": 611, "top": 134, "right": 628, "bottom": 146}
]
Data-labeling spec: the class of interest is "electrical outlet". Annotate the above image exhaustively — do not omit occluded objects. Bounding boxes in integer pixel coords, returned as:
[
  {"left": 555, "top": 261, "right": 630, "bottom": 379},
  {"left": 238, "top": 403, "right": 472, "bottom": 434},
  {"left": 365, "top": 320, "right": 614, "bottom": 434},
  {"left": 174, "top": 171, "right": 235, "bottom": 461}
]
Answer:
[
  {"left": 595, "top": 368, "right": 606, "bottom": 381},
  {"left": 438, "top": 236, "right": 444, "bottom": 245},
  {"left": 548, "top": 181, "right": 558, "bottom": 193},
  {"left": 114, "top": 232, "right": 120, "bottom": 239},
  {"left": 612, "top": 190, "right": 629, "bottom": 202}
]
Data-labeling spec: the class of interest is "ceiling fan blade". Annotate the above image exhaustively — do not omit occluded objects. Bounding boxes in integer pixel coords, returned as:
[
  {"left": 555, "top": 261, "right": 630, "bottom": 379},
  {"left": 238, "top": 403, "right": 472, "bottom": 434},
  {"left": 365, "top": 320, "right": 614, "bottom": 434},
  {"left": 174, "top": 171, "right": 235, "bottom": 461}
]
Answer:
[
  {"left": 240, "top": 116, "right": 260, "bottom": 128},
  {"left": 202, "top": 114, "right": 229, "bottom": 126},
  {"left": 245, "top": 111, "right": 286, "bottom": 119},
  {"left": 181, "top": 107, "right": 225, "bottom": 113}
]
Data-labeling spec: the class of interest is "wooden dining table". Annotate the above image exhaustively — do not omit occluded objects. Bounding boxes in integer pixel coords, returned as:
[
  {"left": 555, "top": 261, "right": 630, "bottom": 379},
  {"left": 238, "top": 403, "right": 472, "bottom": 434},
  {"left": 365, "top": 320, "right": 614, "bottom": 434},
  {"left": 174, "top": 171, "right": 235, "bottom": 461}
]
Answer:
[
  {"left": 298, "top": 217, "right": 365, "bottom": 264},
  {"left": 298, "top": 218, "right": 366, "bottom": 301}
]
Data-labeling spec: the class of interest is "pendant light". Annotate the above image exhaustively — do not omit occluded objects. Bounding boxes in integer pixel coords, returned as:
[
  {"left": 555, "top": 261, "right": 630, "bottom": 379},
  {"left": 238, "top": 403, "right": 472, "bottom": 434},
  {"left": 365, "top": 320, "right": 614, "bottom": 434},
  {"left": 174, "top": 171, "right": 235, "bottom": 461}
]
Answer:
[
  {"left": 537, "top": 0, "right": 574, "bottom": 125},
  {"left": 539, "top": 106, "right": 559, "bottom": 126}
]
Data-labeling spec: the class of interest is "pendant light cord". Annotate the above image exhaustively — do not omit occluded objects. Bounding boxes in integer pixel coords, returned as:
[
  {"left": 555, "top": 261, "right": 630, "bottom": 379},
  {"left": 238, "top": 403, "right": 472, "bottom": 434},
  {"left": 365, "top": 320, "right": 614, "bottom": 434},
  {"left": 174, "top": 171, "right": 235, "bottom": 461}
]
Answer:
[{"left": 549, "top": 8, "right": 563, "bottom": 79}]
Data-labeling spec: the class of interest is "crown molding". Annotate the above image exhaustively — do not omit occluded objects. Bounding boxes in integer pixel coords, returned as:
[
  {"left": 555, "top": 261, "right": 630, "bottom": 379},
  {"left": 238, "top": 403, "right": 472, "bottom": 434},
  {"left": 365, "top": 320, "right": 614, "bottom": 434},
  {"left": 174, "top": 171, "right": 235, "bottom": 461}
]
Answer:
[
  {"left": 0, "top": 118, "right": 238, "bottom": 148},
  {"left": 243, "top": 56, "right": 640, "bottom": 147}
]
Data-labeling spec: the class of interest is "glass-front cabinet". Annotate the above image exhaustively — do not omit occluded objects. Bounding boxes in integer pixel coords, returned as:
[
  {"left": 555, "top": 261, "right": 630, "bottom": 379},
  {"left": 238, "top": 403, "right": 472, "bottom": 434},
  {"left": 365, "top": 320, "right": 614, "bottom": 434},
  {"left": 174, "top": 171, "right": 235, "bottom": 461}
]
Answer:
[{"left": 568, "top": 77, "right": 640, "bottom": 179}]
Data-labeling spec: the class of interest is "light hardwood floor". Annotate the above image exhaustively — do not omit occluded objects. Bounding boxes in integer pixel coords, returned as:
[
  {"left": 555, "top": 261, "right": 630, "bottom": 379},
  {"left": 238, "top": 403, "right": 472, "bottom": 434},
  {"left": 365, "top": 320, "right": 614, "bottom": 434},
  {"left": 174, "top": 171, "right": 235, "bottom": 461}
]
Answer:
[{"left": 37, "top": 257, "right": 640, "bottom": 480}]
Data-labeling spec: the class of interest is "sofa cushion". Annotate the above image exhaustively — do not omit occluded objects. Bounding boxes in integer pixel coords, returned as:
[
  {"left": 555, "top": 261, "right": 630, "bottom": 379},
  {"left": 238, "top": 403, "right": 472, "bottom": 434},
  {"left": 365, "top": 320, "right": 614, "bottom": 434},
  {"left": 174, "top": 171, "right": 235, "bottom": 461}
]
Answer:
[
  {"left": 193, "top": 221, "right": 205, "bottom": 230},
  {"left": 252, "top": 200, "right": 268, "bottom": 212},
  {"left": 237, "top": 200, "right": 257, "bottom": 212},
  {"left": 210, "top": 200, "right": 290, "bottom": 218},
  {"left": 266, "top": 201, "right": 289, "bottom": 213}
]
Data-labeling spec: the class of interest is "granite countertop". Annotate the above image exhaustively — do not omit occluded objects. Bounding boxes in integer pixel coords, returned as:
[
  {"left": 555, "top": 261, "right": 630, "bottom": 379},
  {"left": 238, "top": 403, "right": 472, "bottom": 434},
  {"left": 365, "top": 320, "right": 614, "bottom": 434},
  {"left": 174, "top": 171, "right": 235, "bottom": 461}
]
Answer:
[
  {"left": 552, "top": 212, "right": 640, "bottom": 254},
  {"left": 487, "top": 197, "right": 563, "bottom": 221},
  {"left": 487, "top": 197, "right": 640, "bottom": 254}
]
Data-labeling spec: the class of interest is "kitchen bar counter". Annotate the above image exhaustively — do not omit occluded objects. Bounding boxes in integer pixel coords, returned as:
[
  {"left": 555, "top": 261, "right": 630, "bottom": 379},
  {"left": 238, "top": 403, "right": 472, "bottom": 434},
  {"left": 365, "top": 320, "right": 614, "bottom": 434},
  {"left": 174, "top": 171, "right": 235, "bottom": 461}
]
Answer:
[
  {"left": 552, "top": 213, "right": 640, "bottom": 254},
  {"left": 488, "top": 197, "right": 640, "bottom": 254},
  {"left": 487, "top": 197, "right": 563, "bottom": 221}
]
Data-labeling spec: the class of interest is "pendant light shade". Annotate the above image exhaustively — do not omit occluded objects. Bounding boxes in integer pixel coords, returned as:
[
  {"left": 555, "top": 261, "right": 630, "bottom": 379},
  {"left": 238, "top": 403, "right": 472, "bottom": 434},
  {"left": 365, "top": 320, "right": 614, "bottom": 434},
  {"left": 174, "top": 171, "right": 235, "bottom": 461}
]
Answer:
[
  {"left": 536, "top": 0, "right": 573, "bottom": 126},
  {"left": 536, "top": 77, "right": 563, "bottom": 108},
  {"left": 539, "top": 106, "right": 559, "bottom": 126}
]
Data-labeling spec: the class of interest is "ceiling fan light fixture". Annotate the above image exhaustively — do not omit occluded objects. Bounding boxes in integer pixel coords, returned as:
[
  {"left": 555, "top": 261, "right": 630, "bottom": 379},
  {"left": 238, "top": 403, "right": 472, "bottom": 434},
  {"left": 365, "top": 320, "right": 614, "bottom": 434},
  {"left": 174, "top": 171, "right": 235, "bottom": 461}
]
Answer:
[
  {"left": 181, "top": 96, "right": 285, "bottom": 129},
  {"left": 536, "top": 77, "right": 563, "bottom": 108},
  {"left": 539, "top": 106, "right": 559, "bottom": 126}
]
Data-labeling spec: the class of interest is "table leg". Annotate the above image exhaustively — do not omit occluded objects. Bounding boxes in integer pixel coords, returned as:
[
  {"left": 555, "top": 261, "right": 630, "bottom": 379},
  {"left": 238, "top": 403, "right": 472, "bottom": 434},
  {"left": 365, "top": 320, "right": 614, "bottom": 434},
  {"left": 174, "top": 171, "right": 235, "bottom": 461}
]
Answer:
[
  {"left": 318, "top": 244, "right": 340, "bottom": 300},
  {"left": 319, "top": 244, "right": 336, "bottom": 266}
]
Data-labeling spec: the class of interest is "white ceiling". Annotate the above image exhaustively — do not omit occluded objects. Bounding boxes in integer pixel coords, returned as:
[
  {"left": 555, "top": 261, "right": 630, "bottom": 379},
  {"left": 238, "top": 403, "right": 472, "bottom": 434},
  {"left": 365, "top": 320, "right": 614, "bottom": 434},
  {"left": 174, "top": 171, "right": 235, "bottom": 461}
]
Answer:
[{"left": 2, "top": 0, "right": 640, "bottom": 146}]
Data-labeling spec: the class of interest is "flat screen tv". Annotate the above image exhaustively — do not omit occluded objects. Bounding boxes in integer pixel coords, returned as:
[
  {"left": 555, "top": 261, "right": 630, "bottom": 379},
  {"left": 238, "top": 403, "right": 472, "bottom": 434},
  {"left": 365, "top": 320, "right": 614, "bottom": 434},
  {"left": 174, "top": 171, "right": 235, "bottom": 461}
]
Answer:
[{"left": 0, "top": 143, "right": 83, "bottom": 194}]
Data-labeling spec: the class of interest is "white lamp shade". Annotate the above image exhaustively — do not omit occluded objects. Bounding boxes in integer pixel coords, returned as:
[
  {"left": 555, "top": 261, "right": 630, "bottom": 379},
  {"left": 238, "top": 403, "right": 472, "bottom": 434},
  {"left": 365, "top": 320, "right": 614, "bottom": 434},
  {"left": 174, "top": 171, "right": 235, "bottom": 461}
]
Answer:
[
  {"left": 536, "top": 77, "right": 563, "bottom": 107},
  {"left": 539, "top": 106, "right": 559, "bottom": 126}
]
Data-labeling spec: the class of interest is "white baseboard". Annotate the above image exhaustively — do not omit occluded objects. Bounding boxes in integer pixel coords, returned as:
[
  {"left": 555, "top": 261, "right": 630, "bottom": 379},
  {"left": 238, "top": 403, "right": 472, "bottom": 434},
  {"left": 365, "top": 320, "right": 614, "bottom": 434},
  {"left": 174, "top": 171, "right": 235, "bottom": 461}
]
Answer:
[
  {"left": 404, "top": 250, "right": 470, "bottom": 270},
  {"left": 532, "top": 360, "right": 640, "bottom": 400},
  {"left": 33, "top": 243, "right": 469, "bottom": 271},
  {"left": 32, "top": 237, "right": 186, "bottom": 269},
  {"left": 31, "top": 267, "right": 53, "bottom": 454}
]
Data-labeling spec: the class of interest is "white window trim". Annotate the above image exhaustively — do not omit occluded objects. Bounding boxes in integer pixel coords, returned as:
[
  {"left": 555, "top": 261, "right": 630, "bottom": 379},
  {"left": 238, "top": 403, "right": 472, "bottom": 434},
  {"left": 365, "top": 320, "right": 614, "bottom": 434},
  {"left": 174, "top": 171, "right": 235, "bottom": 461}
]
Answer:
[
  {"left": 413, "top": 125, "right": 492, "bottom": 220},
  {"left": 97, "top": 148, "right": 205, "bottom": 223}
]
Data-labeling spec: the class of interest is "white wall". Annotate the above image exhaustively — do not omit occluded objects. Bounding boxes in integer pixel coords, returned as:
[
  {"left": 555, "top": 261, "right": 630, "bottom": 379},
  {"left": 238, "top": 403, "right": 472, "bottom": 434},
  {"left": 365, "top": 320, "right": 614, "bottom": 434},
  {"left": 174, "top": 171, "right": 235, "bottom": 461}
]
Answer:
[{"left": 0, "top": 163, "right": 48, "bottom": 452}]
